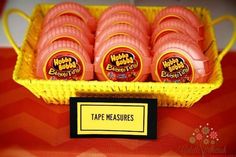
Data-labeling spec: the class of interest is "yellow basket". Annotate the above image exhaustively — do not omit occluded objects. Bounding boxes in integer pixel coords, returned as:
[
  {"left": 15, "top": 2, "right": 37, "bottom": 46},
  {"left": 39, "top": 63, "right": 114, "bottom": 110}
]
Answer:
[{"left": 2, "top": 4, "right": 236, "bottom": 107}]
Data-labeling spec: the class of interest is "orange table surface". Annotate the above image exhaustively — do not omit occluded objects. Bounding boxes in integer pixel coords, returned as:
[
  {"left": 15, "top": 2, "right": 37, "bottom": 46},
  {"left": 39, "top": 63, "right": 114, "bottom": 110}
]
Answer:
[{"left": 0, "top": 48, "right": 236, "bottom": 157}]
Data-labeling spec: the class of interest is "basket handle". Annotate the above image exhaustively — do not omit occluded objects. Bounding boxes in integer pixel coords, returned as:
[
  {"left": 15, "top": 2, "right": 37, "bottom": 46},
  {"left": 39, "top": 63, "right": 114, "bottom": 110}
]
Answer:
[
  {"left": 2, "top": 9, "right": 31, "bottom": 55},
  {"left": 212, "top": 15, "right": 236, "bottom": 62}
]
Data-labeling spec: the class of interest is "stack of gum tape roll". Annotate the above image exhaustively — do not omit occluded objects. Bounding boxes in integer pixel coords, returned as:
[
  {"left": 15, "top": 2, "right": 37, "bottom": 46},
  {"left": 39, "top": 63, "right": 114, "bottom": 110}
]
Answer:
[
  {"left": 35, "top": 2, "right": 211, "bottom": 83},
  {"left": 94, "top": 3, "right": 151, "bottom": 82},
  {"left": 36, "top": 2, "right": 96, "bottom": 80},
  {"left": 151, "top": 6, "right": 210, "bottom": 83}
]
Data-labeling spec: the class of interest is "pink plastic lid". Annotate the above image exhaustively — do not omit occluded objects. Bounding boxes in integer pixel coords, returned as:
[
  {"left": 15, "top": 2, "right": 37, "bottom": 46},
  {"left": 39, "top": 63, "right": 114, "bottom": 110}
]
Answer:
[
  {"left": 98, "top": 3, "right": 149, "bottom": 31},
  {"left": 37, "top": 26, "right": 93, "bottom": 61},
  {"left": 151, "top": 19, "right": 203, "bottom": 47},
  {"left": 41, "top": 16, "right": 94, "bottom": 44},
  {"left": 95, "top": 24, "right": 149, "bottom": 53},
  {"left": 96, "top": 14, "right": 149, "bottom": 36},
  {"left": 152, "top": 32, "right": 199, "bottom": 55},
  {"left": 94, "top": 36, "right": 151, "bottom": 82},
  {"left": 35, "top": 40, "right": 93, "bottom": 80},
  {"left": 43, "top": 2, "right": 97, "bottom": 32},
  {"left": 151, "top": 39, "right": 210, "bottom": 83},
  {"left": 152, "top": 6, "right": 203, "bottom": 33}
]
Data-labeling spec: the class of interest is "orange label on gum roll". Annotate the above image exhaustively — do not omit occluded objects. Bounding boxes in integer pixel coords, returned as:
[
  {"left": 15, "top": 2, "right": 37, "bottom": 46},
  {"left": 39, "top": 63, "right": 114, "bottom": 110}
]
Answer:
[
  {"left": 157, "top": 52, "right": 194, "bottom": 83},
  {"left": 102, "top": 47, "right": 142, "bottom": 81},
  {"left": 44, "top": 51, "right": 84, "bottom": 80}
]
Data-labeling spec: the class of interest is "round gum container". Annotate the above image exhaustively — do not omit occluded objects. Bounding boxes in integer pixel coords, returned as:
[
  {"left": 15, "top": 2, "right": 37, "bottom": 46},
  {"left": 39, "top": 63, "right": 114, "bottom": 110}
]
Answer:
[
  {"left": 152, "top": 32, "right": 199, "bottom": 55},
  {"left": 96, "top": 14, "right": 149, "bottom": 36},
  {"left": 35, "top": 40, "right": 93, "bottom": 80},
  {"left": 43, "top": 2, "right": 97, "bottom": 32},
  {"left": 151, "top": 19, "right": 203, "bottom": 47},
  {"left": 95, "top": 24, "right": 149, "bottom": 53},
  {"left": 94, "top": 36, "right": 151, "bottom": 82},
  {"left": 98, "top": 3, "right": 149, "bottom": 31},
  {"left": 152, "top": 6, "right": 203, "bottom": 34},
  {"left": 41, "top": 16, "right": 94, "bottom": 44},
  {"left": 37, "top": 26, "right": 93, "bottom": 61},
  {"left": 151, "top": 39, "right": 210, "bottom": 83}
]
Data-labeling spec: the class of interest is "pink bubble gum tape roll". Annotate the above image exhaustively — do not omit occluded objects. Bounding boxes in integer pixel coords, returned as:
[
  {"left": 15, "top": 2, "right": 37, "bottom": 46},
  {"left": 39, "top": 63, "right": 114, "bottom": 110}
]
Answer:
[
  {"left": 94, "top": 36, "right": 151, "bottom": 82},
  {"left": 152, "top": 32, "right": 198, "bottom": 55},
  {"left": 95, "top": 24, "right": 149, "bottom": 53},
  {"left": 98, "top": 3, "right": 149, "bottom": 31},
  {"left": 152, "top": 6, "right": 203, "bottom": 34},
  {"left": 151, "top": 19, "right": 203, "bottom": 47},
  {"left": 35, "top": 40, "right": 93, "bottom": 80},
  {"left": 43, "top": 2, "right": 96, "bottom": 32},
  {"left": 96, "top": 14, "right": 149, "bottom": 36},
  {"left": 41, "top": 16, "right": 94, "bottom": 44},
  {"left": 151, "top": 39, "right": 210, "bottom": 83},
  {"left": 37, "top": 26, "right": 93, "bottom": 61}
]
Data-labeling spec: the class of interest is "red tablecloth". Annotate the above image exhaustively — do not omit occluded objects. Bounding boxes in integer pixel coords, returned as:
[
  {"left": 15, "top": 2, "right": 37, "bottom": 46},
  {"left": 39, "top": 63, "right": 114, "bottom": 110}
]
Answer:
[{"left": 0, "top": 48, "right": 235, "bottom": 156}]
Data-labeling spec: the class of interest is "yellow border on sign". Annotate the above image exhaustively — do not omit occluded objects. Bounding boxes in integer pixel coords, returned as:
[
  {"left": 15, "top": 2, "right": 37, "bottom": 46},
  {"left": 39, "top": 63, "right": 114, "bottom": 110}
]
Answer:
[{"left": 76, "top": 102, "right": 148, "bottom": 135}]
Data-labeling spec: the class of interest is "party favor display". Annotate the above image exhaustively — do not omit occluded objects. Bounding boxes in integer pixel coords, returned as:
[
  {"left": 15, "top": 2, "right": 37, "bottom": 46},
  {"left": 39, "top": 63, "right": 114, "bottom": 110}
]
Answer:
[{"left": 3, "top": 2, "right": 235, "bottom": 106}]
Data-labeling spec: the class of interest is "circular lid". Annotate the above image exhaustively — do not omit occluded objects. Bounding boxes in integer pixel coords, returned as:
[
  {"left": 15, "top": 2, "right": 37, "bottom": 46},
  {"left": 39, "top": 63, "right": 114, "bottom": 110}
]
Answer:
[
  {"left": 94, "top": 36, "right": 151, "bottom": 82},
  {"left": 43, "top": 2, "right": 97, "bottom": 32},
  {"left": 152, "top": 6, "right": 203, "bottom": 33},
  {"left": 152, "top": 32, "right": 198, "bottom": 55},
  {"left": 35, "top": 40, "right": 93, "bottom": 80},
  {"left": 41, "top": 15, "right": 94, "bottom": 44},
  {"left": 37, "top": 26, "right": 93, "bottom": 61},
  {"left": 151, "top": 19, "right": 202, "bottom": 47},
  {"left": 96, "top": 14, "right": 149, "bottom": 36},
  {"left": 95, "top": 24, "right": 149, "bottom": 53},
  {"left": 95, "top": 35, "right": 150, "bottom": 58},
  {"left": 153, "top": 38, "right": 206, "bottom": 61},
  {"left": 98, "top": 3, "right": 149, "bottom": 30},
  {"left": 151, "top": 39, "right": 209, "bottom": 83}
]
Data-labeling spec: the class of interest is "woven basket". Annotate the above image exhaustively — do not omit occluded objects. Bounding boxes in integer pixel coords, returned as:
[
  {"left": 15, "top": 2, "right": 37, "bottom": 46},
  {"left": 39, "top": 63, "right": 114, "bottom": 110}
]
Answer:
[{"left": 2, "top": 4, "right": 236, "bottom": 107}]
